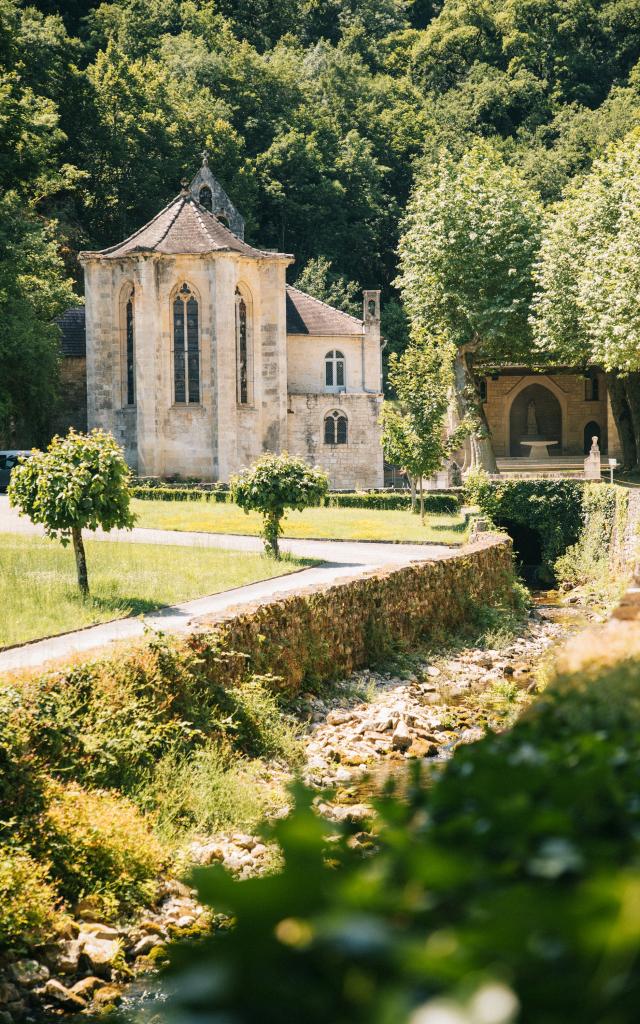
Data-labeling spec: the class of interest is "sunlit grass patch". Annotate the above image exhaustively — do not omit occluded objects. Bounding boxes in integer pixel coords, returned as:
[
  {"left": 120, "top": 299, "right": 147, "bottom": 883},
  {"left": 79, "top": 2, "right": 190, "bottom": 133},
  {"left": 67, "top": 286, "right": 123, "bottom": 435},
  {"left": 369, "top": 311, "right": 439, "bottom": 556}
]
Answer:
[
  {"left": 0, "top": 534, "right": 311, "bottom": 648},
  {"left": 132, "top": 499, "right": 469, "bottom": 544}
]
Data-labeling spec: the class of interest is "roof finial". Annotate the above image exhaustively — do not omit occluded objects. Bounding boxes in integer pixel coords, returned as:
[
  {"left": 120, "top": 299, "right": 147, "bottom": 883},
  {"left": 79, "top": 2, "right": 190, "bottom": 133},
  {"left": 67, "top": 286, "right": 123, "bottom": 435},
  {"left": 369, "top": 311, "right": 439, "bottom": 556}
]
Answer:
[
  {"left": 180, "top": 178, "right": 189, "bottom": 194},
  {"left": 201, "top": 148, "right": 209, "bottom": 168}
]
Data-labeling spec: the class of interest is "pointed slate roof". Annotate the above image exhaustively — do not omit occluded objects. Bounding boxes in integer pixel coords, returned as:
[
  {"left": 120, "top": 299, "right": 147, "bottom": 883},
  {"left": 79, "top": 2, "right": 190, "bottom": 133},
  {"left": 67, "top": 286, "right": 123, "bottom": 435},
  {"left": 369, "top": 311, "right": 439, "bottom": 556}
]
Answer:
[
  {"left": 285, "top": 286, "right": 364, "bottom": 336},
  {"left": 79, "top": 192, "right": 290, "bottom": 261}
]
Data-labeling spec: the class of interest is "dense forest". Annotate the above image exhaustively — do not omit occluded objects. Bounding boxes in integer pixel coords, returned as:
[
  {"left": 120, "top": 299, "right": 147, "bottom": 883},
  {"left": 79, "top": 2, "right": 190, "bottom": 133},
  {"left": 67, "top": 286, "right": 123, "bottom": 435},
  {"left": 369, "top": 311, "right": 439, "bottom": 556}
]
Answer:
[{"left": 5, "top": 0, "right": 640, "bottom": 447}]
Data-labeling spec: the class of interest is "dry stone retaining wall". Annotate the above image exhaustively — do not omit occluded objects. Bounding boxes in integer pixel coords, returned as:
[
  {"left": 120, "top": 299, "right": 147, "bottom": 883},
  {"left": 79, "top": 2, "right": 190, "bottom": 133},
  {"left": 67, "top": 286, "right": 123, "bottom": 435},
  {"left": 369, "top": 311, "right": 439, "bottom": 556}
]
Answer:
[{"left": 190, "top": 536, "right": 515, "bottom": 692}]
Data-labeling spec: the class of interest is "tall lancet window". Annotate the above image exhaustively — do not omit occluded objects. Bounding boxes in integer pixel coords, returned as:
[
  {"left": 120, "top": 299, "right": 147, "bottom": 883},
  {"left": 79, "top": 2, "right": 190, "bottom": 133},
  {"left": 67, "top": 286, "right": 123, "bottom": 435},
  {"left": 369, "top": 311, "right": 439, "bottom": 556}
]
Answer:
[
  {"left": 125, "top": 287, "right": 135, "bottom": 406},
  {"left": 235, "top": 287, "right": 252, "bottom": 405},
  {"left": 173, "top": 283, "right": 200, "bottom": 404}
]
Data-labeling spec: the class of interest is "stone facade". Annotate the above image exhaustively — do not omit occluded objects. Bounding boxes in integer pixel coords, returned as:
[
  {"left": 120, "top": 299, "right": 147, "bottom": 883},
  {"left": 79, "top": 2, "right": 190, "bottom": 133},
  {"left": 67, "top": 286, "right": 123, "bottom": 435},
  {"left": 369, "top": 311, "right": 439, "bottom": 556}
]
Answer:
[
  {"left": 482, "top": 370, "right": 621, "bottom": 459},
  {"left": 76, "top": 165, "right": 384, "bottom": 489}
]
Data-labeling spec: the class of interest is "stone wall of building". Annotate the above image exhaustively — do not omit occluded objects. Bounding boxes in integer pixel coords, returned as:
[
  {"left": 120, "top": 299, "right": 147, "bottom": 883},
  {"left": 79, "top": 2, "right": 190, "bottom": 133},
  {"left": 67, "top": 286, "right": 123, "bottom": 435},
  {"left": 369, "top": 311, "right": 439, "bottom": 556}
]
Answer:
[
  {"left": 82, "top": 251, "right": 290, "bottom": 482},
  {"left": 483, "top": 371, "right": 615, "bottom": 457},
  {"left": 287, "top": 333, "right": 381, "bottom": 394},
  {"left": 287, "top": 391, "right": 384, "bottom": 489}
]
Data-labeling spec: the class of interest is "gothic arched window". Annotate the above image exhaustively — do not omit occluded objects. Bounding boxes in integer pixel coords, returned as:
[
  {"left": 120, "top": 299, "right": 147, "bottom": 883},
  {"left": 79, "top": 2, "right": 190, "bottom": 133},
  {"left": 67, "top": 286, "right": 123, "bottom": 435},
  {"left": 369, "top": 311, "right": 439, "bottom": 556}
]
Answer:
[
  {"left": 324, "top": 410, "right": 348, "bottom": 445},
  {"left": 199, "top": 185, "right": 213, "bottom": 212},
  {"left": 124, "top": 286, "right": 135, "bottom": 406},
  {"left": 325, "top": 350, "right": 345, "bottom": 390},
  {"left": 173, "top": 283, "right": 200, "bottom": 404},
  {"left": 235, "top": 287, "right": 252, "bottom": 405}
]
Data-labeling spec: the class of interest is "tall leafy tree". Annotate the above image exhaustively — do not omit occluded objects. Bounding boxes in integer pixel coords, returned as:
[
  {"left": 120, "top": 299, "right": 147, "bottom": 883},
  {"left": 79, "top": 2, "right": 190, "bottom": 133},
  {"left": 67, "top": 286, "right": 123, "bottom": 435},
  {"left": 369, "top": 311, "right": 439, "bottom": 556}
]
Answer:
[
  {"left": 397, "top": 143, "right": 542, "bottom": 471},
  {"left": 533, "top": 129, "right": 640, "bottom": 468},
  {"left": 381, "top": 340, "right": 467, "bottom": 516},
  {"left": 0, "top": 193, "right": 76, "bottom": 447}
]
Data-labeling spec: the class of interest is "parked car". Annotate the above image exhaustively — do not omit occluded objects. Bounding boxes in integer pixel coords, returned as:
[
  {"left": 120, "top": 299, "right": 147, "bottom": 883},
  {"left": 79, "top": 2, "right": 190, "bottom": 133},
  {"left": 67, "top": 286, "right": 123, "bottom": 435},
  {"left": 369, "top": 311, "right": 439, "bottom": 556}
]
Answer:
[{"left": 0, "top": 451, "right": 32, "bottom": 492}]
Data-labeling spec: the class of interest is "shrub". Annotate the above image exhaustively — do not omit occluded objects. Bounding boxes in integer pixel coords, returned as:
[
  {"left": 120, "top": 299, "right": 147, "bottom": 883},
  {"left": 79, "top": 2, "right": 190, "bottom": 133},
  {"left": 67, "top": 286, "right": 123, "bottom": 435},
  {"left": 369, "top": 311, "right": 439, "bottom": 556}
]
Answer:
[
  {"left": 231, "top": 453, "right": 329, "bottom": 558},
  {"left": 42, "top": 782, "right": 164, "bottom": 917},
  {"left": 0, "top": 848, "right": 62, "bottom": 950}
]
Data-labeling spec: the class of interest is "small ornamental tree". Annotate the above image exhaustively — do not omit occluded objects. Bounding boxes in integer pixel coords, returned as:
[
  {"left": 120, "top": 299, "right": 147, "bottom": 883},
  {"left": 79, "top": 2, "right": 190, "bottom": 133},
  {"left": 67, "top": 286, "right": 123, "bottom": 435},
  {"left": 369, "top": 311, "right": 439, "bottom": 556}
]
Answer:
[
  {"left": 8, "top": 429, "right": 135, "bottom": 596},
  {"left": 231, "top": 452, "right": 329, "bottom": 559}
]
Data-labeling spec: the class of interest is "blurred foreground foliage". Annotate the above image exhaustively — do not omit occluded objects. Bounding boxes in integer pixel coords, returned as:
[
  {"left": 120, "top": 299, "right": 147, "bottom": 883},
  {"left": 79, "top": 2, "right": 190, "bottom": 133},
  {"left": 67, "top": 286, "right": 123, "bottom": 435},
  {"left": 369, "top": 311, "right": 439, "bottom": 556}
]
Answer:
[{"left": 166, "top": 646, "right": 640, "bottom": 1024}]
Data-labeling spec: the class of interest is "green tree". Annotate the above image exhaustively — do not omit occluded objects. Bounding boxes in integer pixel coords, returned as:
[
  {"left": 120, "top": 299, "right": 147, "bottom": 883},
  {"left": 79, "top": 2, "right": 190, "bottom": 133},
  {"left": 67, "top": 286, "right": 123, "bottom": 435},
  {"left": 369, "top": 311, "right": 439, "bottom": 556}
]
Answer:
[
  {"left": 231, "top": 452, "right": 328, "bottom": 559},
  {"left": 397, "top": 143, "right": 542, "bottom": 471},
  {"left": 0, "top": 193, "right": 76, "bottom": 447},
  {"left": 532, "top": 129, "right": 640, "bottom": 468},
  {"left": 8, "top": 429, "right": 135, "bottom": 595},
  {"left": 381, "top": 341, "right": 467, "bottom": 517},
  {"left": 294, "top": 257, "right": 361, "bottom": 316}
]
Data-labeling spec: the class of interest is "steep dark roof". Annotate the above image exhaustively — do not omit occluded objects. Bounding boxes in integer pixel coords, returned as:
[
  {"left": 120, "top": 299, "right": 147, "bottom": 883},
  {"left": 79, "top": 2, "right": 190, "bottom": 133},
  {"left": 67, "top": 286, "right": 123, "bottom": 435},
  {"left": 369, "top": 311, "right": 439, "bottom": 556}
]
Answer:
[
  {"left": 57, "top": 306, "right": 86, "bottom": 357},
  {"left": 80, "top": 193, "right": 290, "bottom": 261},
  {"left": 286, "top": 286, "right": 363, "bottom": 337}
]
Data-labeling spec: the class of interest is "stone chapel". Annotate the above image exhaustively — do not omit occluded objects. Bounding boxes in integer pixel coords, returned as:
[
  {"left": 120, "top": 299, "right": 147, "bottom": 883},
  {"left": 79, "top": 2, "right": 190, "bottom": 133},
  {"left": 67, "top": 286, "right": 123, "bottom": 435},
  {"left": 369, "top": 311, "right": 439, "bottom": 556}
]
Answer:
[{"left": 62, "top": 158, "right": 384, "bottom": 489}]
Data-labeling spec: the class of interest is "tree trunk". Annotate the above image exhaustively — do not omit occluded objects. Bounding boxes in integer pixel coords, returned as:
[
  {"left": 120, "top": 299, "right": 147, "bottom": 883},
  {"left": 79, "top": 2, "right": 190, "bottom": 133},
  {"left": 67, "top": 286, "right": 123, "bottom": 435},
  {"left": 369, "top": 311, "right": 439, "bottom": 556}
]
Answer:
[
  {"left": 623, "top": 372, "right": 640, "bottom": 471},
  {"left": 263, "top": 512, "right": 281, "bottom": 560},
  {"left": 419, "top": 475, "right": 424, "bottom": 522},
  {"left": 606, "top": 372, "right": 637, "bottom": 470},
  {"left": 71, "top": 526, "right": 89, "bottom": 596},
  {"left": 409, "top": 475, "right": 416, "bottom": 513},
  {"left": 452, "top": 346, "right": 498, "bottom": 474}
]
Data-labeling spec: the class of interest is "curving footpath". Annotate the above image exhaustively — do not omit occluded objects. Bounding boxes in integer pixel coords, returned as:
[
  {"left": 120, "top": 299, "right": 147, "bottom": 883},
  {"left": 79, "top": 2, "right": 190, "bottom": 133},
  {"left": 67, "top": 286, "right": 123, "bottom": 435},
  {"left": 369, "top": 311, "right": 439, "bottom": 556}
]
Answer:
[{"left": 0, "top": 496, "right": 458, "bottom": 674}]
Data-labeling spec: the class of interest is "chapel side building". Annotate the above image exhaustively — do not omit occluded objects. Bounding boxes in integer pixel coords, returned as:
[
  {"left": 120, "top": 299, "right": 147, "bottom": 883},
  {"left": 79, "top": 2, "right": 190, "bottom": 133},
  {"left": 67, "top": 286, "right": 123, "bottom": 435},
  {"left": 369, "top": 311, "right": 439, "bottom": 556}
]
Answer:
[{"left": 75, "top": 163, "right": 384, "bottom": 489}]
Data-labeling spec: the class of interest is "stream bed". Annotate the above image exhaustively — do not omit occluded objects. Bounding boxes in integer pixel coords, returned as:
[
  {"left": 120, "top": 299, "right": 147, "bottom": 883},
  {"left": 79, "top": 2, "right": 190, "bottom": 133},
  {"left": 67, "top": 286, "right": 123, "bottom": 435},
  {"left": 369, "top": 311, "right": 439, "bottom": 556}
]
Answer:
[{"left": 41, "top": 594, "right": 595, "bottom": 1022}]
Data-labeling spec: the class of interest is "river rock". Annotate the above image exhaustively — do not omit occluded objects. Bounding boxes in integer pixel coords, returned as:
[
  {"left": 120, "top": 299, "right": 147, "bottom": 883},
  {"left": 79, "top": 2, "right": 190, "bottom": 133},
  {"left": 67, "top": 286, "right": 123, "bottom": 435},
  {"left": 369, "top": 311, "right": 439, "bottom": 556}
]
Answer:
[
  {"left": 79, "top": 934, "right": 120, "bottom": 974},
  {"left": 70, "top": 977, "right": 106, "bottom": 998},
  {"left": 10, "top": 961, "right": 49, "bottom": 987},
  {"left": 456, "top": 727, "right": 485, "bottom": 746},
  {"left": 391, "top": 720, "right": 412, "bottom": 751},
  {"left": 81, "top": 921, "right": 121, "bottom": 939},
  {"left": 43, "top": 979, "right": 87, "bottom": 1010},
  {"left": 132, "top": 935, "right": 163, "bottom": 958},
  {"left": 326, "top": 709, "right": 355, "bottom": 726},
  {"left": 91, "top": 984, "right": 123, "bottom": 1008},
  {"left": 45, "top": 938, "right": 81, "bottom": 975},
  {"left": 0, "top": 982, "right": 19, "bottom": 1004}
]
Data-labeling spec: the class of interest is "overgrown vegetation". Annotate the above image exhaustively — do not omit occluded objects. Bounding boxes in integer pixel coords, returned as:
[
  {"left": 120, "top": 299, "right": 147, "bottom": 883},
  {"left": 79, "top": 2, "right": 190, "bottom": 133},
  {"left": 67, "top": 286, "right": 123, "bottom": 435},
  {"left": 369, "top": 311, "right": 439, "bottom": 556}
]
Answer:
[
  {"left": 465, "top": 477, "right": 628, "bottom": 593},
  {"left": 166, "top": 619, "right": 640, "bottom": 1024},
  {"left": 0, "top": 634, "right": 304, "bottom": 948}
]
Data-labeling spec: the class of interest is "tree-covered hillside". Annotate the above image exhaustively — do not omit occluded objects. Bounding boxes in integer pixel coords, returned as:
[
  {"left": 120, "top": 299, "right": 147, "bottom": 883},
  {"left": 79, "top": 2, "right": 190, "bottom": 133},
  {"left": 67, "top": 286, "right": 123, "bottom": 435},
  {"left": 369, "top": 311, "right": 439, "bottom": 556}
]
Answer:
[{"left": 5, "top": 0, "right": 640, "bottom": 443}]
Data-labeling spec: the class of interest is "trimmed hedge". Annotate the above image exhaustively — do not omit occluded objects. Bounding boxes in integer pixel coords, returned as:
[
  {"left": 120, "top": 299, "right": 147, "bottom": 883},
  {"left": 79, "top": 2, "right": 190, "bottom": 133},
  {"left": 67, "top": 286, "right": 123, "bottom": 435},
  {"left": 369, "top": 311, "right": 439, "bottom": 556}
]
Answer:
[
  {"left": 166, "top": 582, "right": 640, "bottom": 1024},
  {"left": 131, "top": 486, "right": 461, "bottom": 515}
]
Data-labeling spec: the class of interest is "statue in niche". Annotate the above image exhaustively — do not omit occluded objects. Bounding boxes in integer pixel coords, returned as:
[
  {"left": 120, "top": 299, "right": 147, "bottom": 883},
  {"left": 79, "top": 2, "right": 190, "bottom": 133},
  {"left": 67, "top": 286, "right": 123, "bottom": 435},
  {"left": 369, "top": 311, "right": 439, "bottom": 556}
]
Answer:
[{"left": 525, "top": 400, "right": 539, "bottom": 438}]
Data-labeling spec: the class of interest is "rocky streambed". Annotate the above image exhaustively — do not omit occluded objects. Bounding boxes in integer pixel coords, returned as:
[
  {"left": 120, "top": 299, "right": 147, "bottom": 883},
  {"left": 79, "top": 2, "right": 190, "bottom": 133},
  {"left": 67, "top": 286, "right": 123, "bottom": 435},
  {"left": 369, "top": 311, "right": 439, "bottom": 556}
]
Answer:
[{"left": 0, "top": 597, "right": 591, "bottom": 1021}]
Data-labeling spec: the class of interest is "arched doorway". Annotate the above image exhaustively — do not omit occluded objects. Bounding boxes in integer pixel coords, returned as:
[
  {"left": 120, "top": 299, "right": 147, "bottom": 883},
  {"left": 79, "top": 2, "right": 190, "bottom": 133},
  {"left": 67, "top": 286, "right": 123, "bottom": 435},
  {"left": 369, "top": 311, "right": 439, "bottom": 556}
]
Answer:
[
  {"left": 584, "top": 420, "right": 601, "bottom": 454},
  {"left": 509, "top": 383, "right": 562, "bottom": 457}
]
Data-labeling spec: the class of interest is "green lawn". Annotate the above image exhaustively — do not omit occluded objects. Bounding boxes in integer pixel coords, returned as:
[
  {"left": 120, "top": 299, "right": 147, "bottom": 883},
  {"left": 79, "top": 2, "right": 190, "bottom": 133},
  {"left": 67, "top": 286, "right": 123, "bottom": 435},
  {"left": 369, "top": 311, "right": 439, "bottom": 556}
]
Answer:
[
  {"left": 0, "top": 534, "right": 310, "bottom": 649},
  {"left": 132, "top": 500, "right": 469, "bottom": 544}
]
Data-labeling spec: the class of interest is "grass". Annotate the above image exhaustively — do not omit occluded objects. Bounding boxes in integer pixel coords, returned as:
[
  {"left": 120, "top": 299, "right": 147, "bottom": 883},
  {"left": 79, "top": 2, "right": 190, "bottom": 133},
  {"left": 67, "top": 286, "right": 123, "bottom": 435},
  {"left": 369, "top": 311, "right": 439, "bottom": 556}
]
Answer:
[
  {"left": 132, "top": 499, "right": 469, "bottom": 544},
  {"left": 0, "top": 533, "right": 311, "bottom": 648}
]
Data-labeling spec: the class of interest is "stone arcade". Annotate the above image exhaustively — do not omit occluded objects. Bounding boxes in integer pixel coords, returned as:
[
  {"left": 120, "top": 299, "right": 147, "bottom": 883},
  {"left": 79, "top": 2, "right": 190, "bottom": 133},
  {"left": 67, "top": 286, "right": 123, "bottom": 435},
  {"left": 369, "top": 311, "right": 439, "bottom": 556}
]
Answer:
[{"left": 62, "top": 159, "right": 384, "bottom": 489}]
